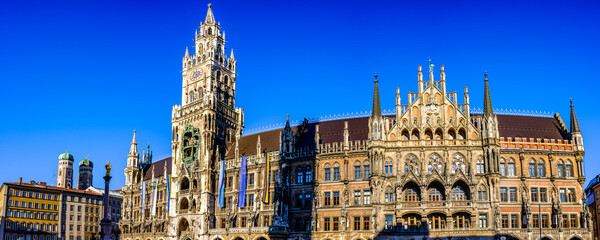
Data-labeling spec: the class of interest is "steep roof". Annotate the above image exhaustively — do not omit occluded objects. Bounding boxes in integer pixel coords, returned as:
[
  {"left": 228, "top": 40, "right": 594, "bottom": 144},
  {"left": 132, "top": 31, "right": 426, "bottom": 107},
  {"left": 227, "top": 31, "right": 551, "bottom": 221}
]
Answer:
[
  {"left": 142, "top": 157, "right": 172, "bottom": 181},
  {"left": 227, "top": 114, "right": 567, "bottom": 159}
]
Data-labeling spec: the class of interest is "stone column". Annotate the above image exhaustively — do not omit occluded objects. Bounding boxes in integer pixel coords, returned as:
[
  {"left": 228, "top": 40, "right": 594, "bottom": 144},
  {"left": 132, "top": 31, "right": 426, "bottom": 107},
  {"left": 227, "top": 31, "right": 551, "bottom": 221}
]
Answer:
[{"left": 100, "top": 163, "right": 113, "bottom": 240}]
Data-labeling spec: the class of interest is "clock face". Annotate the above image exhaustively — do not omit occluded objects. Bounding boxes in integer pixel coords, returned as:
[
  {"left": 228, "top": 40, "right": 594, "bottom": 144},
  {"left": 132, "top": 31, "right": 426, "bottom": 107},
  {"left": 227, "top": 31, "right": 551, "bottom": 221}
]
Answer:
[{"left": 190, "top": 69, "right": 203, "bottom": 81}]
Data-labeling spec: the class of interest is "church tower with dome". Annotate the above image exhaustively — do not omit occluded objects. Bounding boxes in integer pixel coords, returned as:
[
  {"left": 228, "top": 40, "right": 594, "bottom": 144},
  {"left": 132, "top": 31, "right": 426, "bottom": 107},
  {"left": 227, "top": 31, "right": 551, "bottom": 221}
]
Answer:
[
  {"left": 78, "top": 157, "right": 94, "bottom": 190},
  {"left": 57, "top": 151, "right": 74, "bottom": 188}
]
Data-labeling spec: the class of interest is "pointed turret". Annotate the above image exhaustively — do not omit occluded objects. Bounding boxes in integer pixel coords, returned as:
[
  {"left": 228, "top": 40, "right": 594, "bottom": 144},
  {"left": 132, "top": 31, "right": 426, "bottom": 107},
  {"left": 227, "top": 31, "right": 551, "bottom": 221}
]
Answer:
[
  {"left": 125, "top": 130, "right": 140, "bottom": 185},
  {"left": 230, "top": 49, "right": 235, "bottom": 60},
  {"left": 570, "top": 100, "right": 581, "bottom": 133},
  {"left": 372, "top": 73, "right": 382, "bottom": 118},
  {"left": 205, "top": 3, "right": 215, "bottom": 23},
  {"left": 129, "top": 130, "right": 138, "bottom": 156},
  {"left": 184, "top": 47, "right": 190, "bottom": 58},
  {"left": 483, "top": 72, "right": 494, "bottom": 117}
]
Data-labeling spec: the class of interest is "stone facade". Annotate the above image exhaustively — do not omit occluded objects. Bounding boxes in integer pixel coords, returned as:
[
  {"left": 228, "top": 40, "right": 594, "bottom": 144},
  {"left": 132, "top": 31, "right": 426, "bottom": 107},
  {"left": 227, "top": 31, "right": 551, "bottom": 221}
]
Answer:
[{"left": 119, "top": 4, "right": 592, "bottom": 240}]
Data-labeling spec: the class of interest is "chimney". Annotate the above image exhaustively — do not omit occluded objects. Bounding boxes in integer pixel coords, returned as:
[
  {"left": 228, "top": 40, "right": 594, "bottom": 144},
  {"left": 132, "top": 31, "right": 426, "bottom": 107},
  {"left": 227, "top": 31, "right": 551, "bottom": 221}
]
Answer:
[
  {"left": 40, "top": 182, "right": 47, "bottom": 187},
  {"left": 19, "top": 177, "right": 22, "bottom": 184}
]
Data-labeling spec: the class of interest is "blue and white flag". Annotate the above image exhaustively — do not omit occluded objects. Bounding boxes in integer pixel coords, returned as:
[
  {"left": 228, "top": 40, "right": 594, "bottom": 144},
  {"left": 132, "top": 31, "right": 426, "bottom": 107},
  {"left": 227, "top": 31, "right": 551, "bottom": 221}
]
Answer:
[
  {"left": 218, "top": 160, "right": 225, "bottom": 207},
  {"left": 166, "top": 174, "right": 170, "bottom": 212},
  {"left": 141, "top": 181, "right": 146, "bottom": 217},
  {"left": 237, "top": 156, "right": 247, "bottom": 207}
]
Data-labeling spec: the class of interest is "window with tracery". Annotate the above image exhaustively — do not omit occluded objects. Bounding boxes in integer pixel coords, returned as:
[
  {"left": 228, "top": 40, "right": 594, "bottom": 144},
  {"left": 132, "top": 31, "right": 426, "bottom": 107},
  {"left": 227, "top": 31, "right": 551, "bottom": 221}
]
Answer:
[
  {"left": 385, "top": 161, "right": 393, "bottom": 175},
  {"left": 476, "top": 158, "right": 485, "bottom": 174},
  {"left": 428, "top": 154, "right": 443, "bottom": 174},
  {"left": 405, "top": 155, "right": 419, "bottom": 175},
  {"left": 451, "top": 154, "right": 466, "bottom": 174}
]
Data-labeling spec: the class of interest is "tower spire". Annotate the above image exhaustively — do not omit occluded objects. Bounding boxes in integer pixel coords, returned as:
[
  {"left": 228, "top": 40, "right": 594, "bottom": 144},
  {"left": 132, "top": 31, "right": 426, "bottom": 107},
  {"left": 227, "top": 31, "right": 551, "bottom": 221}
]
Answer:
[
  {"left": 372, "top": 73, "right": 382, "bottom": 118},
  {"left": 570, "top": 99, "right": 581, "bottom": 133},
  {"left": 129, "top": 130, "right": 138, "bottom": 156},
  {"left": 205, "top": 3, "right": 215, "bottom": 23},
  {"left": 483, "top": 72, "right": 494, "bottom": 117}
]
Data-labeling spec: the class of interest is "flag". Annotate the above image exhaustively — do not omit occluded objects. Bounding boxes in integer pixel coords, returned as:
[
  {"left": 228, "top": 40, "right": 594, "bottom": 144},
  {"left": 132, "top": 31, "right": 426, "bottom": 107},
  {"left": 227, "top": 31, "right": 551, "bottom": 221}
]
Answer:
[
  {"left": 150, "top": 180, "right": 157, "bottom": 217},
  {"left": 141, "top": 181, "right": 146, "bottom": 217},
  {"left": 237, "top": 156, "right": 247, "bottom": 207},
  {"left": 166, "top": 174, "right": 170, "bottom": 213},
  {"left": 218, "top": 160, "right": 226, "bottom": 207},
  {"left": 263, "top": 152, "right": 270, "bottom": 204}
]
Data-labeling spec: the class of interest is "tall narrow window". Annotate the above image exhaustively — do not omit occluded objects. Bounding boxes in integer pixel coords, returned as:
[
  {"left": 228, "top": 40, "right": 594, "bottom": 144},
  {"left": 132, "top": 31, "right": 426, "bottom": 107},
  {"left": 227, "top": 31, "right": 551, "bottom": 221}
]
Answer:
[
  {"left": 565, "top": 161, "right": 573, "bottom": 177},
  {"left": 477, "top": 159, "right": 485, "bottom": 174},
  {"left": 324, "top": 168, "right": 331, "bottom": 181},
  {"left": 363, "top": 163, "right": 370, "bottom": 178},
  {"left": 305, "top": 168, "right": 312, "bottom": 182},
  {"left": 529, "top": 162, "right": 536, "bottom": 177},
  {"left": 537, "top": 161, "right": 545, "bottom": 177},
  {"left": 354, "top": 191, "right": 361, "bottom": 205},
  {"left": 354, "top": 165, "right": 361, "bottom": 179},
  {"left": 333, "top": 167, "right": 340, "bottom": 180},
  {"left": 507, "top": 162, "right": 515, "bottom": 176}
]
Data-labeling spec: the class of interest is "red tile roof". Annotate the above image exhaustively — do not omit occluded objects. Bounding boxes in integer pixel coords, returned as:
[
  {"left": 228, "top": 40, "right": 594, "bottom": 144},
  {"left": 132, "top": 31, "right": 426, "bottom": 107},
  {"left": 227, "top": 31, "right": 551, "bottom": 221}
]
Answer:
[{"left": 6, "top": 182, "right": 102, "bottom": 196}]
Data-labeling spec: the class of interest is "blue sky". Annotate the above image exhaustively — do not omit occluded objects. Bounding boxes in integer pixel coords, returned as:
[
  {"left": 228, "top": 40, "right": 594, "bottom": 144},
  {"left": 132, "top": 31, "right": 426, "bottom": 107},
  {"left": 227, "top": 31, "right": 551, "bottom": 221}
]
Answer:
[{"left": 0, "top": 0, "right": 599, "bottom": 189}]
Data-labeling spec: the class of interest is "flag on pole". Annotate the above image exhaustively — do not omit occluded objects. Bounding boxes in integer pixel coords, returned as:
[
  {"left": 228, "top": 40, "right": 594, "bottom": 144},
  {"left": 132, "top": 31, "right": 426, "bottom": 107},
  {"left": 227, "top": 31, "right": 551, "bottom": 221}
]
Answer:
[
  {"left": 237, "top": 156, "right": 247, "bottom": 207},
  {"left": 262, "top": 152, "right": 270, "bottom": 204},
  {"left": 166, "top": 174, "right": 170, "bottom": 212},
  {"left": 150, "top": 180, "right": 157, "bottom": 217},
  {"left": 218, "top": 160, "right": 226, "bottom": 207},
  {"left": 141, "top": 181, "right": 146, "bottom": 217}
]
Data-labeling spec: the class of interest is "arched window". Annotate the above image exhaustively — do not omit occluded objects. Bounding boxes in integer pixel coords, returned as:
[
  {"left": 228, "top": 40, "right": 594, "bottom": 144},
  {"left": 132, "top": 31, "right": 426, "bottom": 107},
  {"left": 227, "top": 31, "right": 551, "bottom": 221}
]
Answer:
[
  {"left": 434, "top": 128, "right": 443, "bottom": 140},
  {"left": 385, "top": 187, "right": 394, "bottom": 203},
  {"left": 401, "top": 130, "right": 409, "bottom": 140},
  {"left": 499, "top": 158, "right": 506, "bottom": 176},
  {"left": 305, "top": 167, "right": 312, "bottom": 182},
  {"left": 179, "top": 198, "right": 189, "bottom": 211},
  {"left": 565, "top": 160, "right": 573, "bottom": 177},
  {"left": 537, "top": 160, "right": 545, "bottom": 177},
  {"left": 452, "top": 186, "right": 467, "bottom": 201},
  {"left": 476, "top": 158, "right": 485, "bottom": 174},
  {"left": 385, "top": 160, "right": 393, "bottom": 175},
  {"left": 529, "top": 159, "right": 536, "bottom": 177},
  {"left": 363, "top": 161, "right": 370, "bottom": 178},
  {"left": 448, "top": 129, "right": 456, "bottom": 140},
  {"left": 324, "top": 164, "right": 331, "bottom": 181},
  {"left": 507, "top": 158, "right": 516, "bottom": 176},
  {"left": 354, "top": 161, "right": 362, "bottom": 179},
  {"left": 557, "top": 160, "right": 564, "bottom": 177},
  {"left": 458, "top": 128, "right": 466, "bottom": 140},
  {"left": 411, "top": 129, "right": 419, "bottom": 140},
  {"left": 428, "top": 154, "right": 443, "bottom": 174},
  {"left": 296, "top": 168, "right": 304, "bottom": 184},
  {"left": 452, "top": 154, "right": 466, "bottom": 174},
  {"left": 405, "top": 155, "right": 419, "bottom": 175},
  {"left": 403, "top": 182, "right": 421, "bottom": 202},
  {"left": 428, "top": 187, "right": 444, "bottom": 201},
  {"left": 180, "top": 177, "right": 190, "bottom": 190}
]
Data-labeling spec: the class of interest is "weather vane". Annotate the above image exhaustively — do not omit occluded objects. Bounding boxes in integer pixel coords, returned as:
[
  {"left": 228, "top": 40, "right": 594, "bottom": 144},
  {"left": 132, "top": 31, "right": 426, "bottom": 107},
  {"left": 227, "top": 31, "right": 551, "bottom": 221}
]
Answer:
[{"left": 428, "top": 57, "right": 434, "bottom": 72}]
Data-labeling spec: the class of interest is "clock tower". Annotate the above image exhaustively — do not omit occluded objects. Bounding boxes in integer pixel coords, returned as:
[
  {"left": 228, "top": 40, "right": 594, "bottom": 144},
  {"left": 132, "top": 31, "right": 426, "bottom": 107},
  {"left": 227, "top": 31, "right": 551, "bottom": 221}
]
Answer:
[{"left": 169, "top": 3, "right": 244, "bottom": 237}]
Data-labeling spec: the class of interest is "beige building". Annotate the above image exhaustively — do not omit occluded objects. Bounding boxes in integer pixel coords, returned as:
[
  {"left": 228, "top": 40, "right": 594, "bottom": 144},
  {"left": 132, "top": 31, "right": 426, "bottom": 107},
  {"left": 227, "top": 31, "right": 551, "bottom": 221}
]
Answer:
[{"left": 119, "top": 4, "right": 591, "bottom": 240}]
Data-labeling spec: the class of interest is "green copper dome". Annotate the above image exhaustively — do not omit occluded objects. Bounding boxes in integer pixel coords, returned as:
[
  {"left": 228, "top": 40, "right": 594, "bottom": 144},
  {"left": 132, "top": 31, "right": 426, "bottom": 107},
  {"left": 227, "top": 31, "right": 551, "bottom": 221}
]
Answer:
[
  {"left": 79, "top": 158, "right": 93, "bottom": 168},
  {"left": 58, "top": 152, "right": 74, "bottom": 161}
]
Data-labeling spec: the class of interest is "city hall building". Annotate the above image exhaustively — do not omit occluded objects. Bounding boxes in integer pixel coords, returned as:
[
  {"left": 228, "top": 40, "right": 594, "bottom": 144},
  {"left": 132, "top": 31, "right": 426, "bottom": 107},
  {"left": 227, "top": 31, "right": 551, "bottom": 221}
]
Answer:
[{"left": 118, "top": 4, "right": 591, "bottom": 240}]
